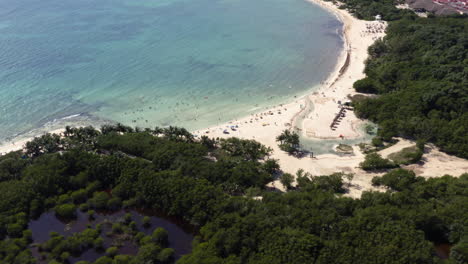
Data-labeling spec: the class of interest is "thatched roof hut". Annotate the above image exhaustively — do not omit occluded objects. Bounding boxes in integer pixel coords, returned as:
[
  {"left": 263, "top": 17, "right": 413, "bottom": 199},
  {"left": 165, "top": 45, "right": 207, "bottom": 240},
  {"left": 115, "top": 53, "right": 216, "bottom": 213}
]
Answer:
[
  {"left": 406, "top": 0, "right": 460, "bottom": 15},
  {"left": 435, "top": 7, "right": 459, "bottom": 15},
  {"left": 408, "top": 0, "right": 439, "bottom": 12}
]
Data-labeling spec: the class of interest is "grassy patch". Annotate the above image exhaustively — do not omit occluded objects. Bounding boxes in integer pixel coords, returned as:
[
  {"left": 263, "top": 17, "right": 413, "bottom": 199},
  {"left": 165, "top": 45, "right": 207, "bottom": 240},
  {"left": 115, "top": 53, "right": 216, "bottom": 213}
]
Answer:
[
  {"left": 336, "top": 144, "right": 353, "bottom": 153},
  {"left": 388, "top": 146, "right": 423, "bottom": 165}
]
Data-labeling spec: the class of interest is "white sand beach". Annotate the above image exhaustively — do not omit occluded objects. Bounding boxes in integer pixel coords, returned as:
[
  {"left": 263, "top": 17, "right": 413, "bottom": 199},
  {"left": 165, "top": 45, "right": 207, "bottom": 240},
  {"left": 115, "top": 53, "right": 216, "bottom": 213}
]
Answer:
[
  {"left": 198, "top": 0, "right": 385, "bottom": 143},
  {"left": 0, "top": 128, "right": 65, "bottom": 155},
  {"left": 1, "top": 0, "right": 467, "bottom": 198},
  {"left": 196, "top": 0, "right": 468, "bottom": 196}
]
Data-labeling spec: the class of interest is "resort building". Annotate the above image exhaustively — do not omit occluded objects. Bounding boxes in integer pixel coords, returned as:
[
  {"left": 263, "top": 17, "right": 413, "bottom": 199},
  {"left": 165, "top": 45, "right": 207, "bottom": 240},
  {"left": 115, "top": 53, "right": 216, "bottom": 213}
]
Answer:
[{"left": 406, "top": 0, "right": 468, "bottom": 15}]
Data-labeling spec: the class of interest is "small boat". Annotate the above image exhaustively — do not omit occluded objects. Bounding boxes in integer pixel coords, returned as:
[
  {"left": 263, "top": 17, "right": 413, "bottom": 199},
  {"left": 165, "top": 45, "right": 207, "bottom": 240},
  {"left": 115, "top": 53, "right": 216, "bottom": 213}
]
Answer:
[{"left": 223, "top": 130, "right": 229, "bottom": 134}]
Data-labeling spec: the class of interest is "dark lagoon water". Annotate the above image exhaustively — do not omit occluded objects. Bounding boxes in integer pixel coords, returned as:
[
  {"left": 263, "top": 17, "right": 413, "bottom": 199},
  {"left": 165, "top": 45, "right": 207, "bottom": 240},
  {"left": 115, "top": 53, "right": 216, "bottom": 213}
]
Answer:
[
  {"left": 0, "top": 0, "right": 343, "bottom": 142},
  {"left": 29, "top": 209, "right": 194, "bottom": 263}
]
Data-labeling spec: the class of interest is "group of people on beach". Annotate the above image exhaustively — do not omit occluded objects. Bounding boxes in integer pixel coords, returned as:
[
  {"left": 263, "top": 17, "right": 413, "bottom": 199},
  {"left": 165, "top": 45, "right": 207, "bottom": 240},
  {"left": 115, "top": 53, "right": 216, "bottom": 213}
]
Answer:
[
  {"left": 360, "top": 22, "right": 386, "bottom": 40},
  {"left": 196, "top": 103, "right": 290, "bottom": 137}
]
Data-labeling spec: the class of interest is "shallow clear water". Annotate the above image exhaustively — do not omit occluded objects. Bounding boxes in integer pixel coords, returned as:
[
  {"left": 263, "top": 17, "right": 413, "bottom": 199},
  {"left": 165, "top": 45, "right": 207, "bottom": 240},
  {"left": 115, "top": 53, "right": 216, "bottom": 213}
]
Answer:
[{"left": 0, "top": 0, "right": 343, "bottom": 141}]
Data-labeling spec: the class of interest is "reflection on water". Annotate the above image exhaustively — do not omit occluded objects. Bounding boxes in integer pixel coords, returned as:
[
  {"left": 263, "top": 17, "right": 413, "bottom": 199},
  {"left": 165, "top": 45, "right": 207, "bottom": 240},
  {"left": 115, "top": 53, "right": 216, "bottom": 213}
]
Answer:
[
  {"left": 29, "top": 209, "right": 194, "bottom": 263},
  {"left": 434, "top": 243, "right": 451, "bottom": 259}
]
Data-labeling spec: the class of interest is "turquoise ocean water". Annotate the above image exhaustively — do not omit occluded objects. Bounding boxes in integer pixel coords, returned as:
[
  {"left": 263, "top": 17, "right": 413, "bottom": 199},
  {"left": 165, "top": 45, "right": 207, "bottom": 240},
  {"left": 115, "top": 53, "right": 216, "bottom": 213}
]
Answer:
[{"left": 0, "top": 0, "right": 343, "bottom": 142}]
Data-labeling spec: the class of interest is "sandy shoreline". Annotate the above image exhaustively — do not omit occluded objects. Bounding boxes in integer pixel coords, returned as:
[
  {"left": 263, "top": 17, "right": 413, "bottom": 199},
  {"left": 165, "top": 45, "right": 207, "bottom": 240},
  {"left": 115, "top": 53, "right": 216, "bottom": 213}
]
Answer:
[
  {"left": 196, "top": 0, "right": 383, "bottom": 153},
  {"left": 1, "top": 0, "right": 467, "bottom": 197},
  {"left": 0, "top": 1, "right": 350, "bottom": 156},
  {"left": 198, "top": 0, "right": 386, "bottom": 140},
  {"left": 194, "top": 0, "right": 468, "bottom": 195},
  {"left": 0, "top": 128, "right": 66, "bottom": 155}
]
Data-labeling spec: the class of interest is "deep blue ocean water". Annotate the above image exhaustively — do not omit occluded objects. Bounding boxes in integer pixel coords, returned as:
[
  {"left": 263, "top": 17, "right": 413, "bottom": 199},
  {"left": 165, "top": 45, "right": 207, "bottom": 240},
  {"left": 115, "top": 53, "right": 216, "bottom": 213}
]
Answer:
[{"left": 0, "top": 0, "right": 343, "bottom": 141}]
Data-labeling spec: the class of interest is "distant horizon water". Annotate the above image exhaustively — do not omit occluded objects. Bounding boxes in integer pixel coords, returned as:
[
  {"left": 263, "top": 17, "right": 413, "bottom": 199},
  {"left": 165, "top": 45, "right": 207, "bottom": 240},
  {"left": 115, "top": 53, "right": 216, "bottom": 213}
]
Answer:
[{"left": 0, "top": 0, "right": 343, "bottom": 142}]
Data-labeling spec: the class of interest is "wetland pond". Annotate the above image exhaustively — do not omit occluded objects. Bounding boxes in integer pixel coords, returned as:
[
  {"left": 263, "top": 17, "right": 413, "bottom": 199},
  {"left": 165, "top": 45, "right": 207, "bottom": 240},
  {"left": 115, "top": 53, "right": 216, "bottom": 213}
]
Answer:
[{"left": 28, "top": 209, "right": 194, "bottom": 263}]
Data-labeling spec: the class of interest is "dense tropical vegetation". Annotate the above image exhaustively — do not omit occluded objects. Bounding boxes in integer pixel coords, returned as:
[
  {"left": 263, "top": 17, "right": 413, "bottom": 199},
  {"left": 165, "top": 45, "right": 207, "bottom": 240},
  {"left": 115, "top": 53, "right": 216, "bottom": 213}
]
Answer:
[
  {"left": 360, "top": 152, "right": 398, "bottom": 171},
  {"left": 276, "top": 130, "right": 300, "bottom": 154},
  {"left": 0, "top": 0, "right": 467, "bottom": 263},
  {"left": 336, "top": 0, "right": 416, "bottom": 20},
  {"left": 353, "top": 15, "right": 468, "bottom": 158},
  {"left": 0, "top": 126, "right": 466, "bottom": 263}
]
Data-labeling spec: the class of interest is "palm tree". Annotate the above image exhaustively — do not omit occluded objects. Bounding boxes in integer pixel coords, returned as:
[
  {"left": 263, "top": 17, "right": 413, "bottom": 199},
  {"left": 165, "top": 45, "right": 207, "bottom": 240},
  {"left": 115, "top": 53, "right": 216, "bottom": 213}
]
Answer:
[{"left": 276, "top": 130, "right": 300, "bottom": 154}]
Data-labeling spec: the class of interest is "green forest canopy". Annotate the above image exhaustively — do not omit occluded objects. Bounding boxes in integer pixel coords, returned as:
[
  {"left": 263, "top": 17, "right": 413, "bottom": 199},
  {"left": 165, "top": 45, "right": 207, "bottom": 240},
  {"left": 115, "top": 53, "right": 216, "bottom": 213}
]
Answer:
[
  {"left": 1, "top": 1, "right": 468, "bottom": 263},
  {"left": 337, "top": 0, "right": 415, "bottom": 20},
  {"left": 353, "top": 15, "right": 468, "bottom": 158},
  {"left": 0, "top": 126, "right": 466, "bottom": 264}
]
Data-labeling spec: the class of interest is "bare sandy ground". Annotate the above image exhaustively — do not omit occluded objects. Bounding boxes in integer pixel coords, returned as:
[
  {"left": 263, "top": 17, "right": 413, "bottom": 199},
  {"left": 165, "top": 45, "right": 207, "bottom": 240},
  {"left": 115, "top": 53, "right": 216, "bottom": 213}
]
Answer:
[{"left": 403, "top": 143, "right": 468, "bottom": 178}]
